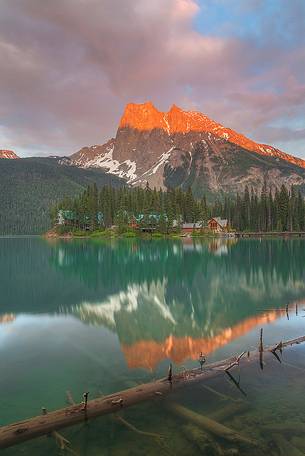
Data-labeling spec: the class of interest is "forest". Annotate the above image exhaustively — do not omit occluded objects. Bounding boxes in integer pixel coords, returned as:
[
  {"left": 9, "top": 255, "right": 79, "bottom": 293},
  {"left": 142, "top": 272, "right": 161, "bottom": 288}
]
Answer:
[
  {"left": 52, "top": 182, "right": 305, "bottom": 233},
  {"left": 0, "top": 157, "right": 124, "bottom": 234}
]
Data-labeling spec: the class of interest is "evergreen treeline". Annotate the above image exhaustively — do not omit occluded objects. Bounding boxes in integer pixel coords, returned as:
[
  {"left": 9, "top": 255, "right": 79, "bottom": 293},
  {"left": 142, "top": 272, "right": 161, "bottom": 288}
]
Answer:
[
  {"left": 52, "top": 183, "right": 208, "bottom": 231},
  {"left": 0, "top": 157, "right": 124, "bottom": 234},
  {"left": 53, "top": 182, "right": 305, "bottom": 232},
  {"left": 226, "top": 183, "right": 305, "bottom": 231}
]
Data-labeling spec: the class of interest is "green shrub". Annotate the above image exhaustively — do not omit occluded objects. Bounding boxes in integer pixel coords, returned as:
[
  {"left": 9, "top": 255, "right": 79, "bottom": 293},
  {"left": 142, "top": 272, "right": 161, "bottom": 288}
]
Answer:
[
  {"left": 122, "top": 230, "right": 137, "bottom": 238},
  {"left": 152, "top": 232, "right": 164, "bottom": 238},
  {"left": 55, "top": 225, "right": 71, "bottom": 235},
  {"left": 72, "top": 229, "right": 87, "bottom": 237},
  {"left": 91, "top": 228, "right": 114, "bottom": 237},
  {"left": 90, "top": 229, "right": 106, "bottom": 237}
]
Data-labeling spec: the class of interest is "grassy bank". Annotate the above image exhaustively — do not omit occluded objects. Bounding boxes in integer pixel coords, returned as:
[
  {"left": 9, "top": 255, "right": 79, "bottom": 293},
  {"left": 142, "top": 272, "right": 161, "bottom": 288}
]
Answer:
[{"left": 45, "top": 226, "right": 220, "bottom": 240}]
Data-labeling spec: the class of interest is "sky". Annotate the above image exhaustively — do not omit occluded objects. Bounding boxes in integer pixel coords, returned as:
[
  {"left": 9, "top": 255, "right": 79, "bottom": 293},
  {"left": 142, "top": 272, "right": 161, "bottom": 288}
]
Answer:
[{"left": 0, "top": 0, "right": 305, "bottom": 158}]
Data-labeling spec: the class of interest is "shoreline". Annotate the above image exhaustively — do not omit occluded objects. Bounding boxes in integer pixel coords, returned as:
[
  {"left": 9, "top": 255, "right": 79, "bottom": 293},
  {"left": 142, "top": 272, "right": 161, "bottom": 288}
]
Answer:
[
  {"left": 3, "top": 231, "right": 305, "bottom": 240},
  {"left": 43, "top": 229, "right": 223, "bottom": 240},
  {"left": 43, "top": 230, "right": 305, "bottom": 240}
]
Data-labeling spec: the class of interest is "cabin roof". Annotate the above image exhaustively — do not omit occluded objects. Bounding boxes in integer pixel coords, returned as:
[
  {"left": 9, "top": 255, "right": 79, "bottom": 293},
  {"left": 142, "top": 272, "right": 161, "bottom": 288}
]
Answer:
[
  {"left": 134, "top": 213, "right": 168, "bottom": 222},
  {"left": 182, "top": 222, "right": 202, "bottom": 229},
  {"left": 58, "top": 209, "right": 75, "bottom": 220},
  {"left": 209, "top": 217, "right": 228, "bottom": 228}
]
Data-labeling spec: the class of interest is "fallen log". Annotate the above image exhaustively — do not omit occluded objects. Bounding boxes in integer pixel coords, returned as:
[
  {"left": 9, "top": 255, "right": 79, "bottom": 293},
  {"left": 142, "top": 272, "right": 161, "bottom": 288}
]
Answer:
[
  {"left": 201, "top": 384, "right": 241, "bottom": 403},
  {"left": 209, "top": 400, "right": 249, "bottom": 423},
  {"left": 181, "top": 423, "right": 225, "bottom": 455},
  {"left": 272, "top": 433, "right": 304, "bottom": 456},
  {"left": 225, "top": 352, "right": 246, "bottom": 372},
  {"left": 167, "top": 402, "right": 257, "bottom": 446},
  {"left": 114, "top": 415, "right": 163, "bottom": 440},
  {"left": 0, "top": 334, "right": 304, "bottom": 449},
  {"left": 51, "top": 430, "right": 79, "bottom": 455},
  {"left": 263, "top": 423, "right": 305, "bottom": 434},
  {"left": 281, "top": 361, "right": 305, "bottom": 373},
  {"left": 114, "top": 415, "right": 174, "bottom": 455},
  {"left": 291, "top": 437, "right": 305, "bottom": 453},
  {"left": 0, "top": 357, "right": 237, "bottom": 449}
]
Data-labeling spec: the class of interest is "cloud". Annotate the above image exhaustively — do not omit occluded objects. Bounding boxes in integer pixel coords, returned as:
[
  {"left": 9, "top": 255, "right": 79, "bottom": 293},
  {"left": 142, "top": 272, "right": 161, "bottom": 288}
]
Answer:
[{"left": 0, "top": 0, "right": 304, "bottom": 157}]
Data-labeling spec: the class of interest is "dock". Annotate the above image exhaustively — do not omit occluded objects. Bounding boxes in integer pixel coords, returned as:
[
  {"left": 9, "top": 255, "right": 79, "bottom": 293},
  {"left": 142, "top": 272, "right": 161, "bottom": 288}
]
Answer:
[{"left": 235, "top": 231, "right": 305, "bottom": 238}]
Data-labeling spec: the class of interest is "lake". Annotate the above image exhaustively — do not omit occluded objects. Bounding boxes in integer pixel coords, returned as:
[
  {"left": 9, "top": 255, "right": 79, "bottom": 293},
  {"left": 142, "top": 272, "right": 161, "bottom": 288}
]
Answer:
[{"left": 1, "top": 236, "right": 305, "bottom": 455}]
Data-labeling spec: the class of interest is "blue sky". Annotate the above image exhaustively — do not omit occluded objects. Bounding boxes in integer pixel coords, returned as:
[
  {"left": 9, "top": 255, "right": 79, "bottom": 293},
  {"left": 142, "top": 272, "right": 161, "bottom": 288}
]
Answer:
[{"left": 196, "top": 0, "right": 305, "bottom": 46}]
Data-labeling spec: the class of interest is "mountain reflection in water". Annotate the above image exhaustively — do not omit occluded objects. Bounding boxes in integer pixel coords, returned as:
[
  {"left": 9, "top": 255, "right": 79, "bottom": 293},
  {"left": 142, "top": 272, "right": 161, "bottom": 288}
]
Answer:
[{"left": 1, "top": 237, "right": 305, "bottom": 370}]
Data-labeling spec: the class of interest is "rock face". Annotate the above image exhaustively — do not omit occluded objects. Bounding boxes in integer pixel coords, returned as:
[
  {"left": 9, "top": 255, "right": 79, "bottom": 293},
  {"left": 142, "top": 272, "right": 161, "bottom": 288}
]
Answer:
[
  {"left": 0, "top": 150, "right": 19, "bottom": 159},
  {"left": 66, "top": 102, "right": 305, "bottom": 196}
]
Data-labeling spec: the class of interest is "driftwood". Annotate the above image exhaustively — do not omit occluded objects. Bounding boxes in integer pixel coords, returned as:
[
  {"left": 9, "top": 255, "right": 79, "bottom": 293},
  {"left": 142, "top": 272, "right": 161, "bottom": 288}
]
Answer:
[
  {"left": 281, "top": 361, "right": 305, "bottom": 373},
  {"left": 167, "top": 402, "right": 257, "bottom": 446},
  {"left": 272, "top": 433, "right": 304, "bottom": 456},
  {"left": 0, "top": 334, "right": 304, "bottom": 449},
  {"left": 183, "top": 424, "right": 243, "bottom": 455},
  {"left": 209, "top": 400, "right": 249, "bottom": 423},
  {"left": 52, "top": 430, "right": 70, "bottom": 449},
  {"left": 225, "top": 352, "right": 246, "bottom": 372},
  {"left": 259, "top": 328, "right": 264, "bottom": 352},
  {"left": 291, "top": 437, "right": 305, "bottom": 453},
  {"left": 43, "top": 407, "right": 78, "bottom": 455},
  {"left": 271, "top": 341, "right": 283, "bottom": 354},
  {"left": 264, "top": 423, "right": 305, "bottom": 434},
  {"left": 51, "top": 430, "right": 79, "bottom": 455},
  {"left": 114, "top": 415, "right": 163, "bottom": 440},
  {"left": 201, "top": 384, "right": 241, "bottom": 403},
  {"left": 181, "top": 424, "right": 225, "bottom": 455},
  {"left": 114, "top": 415, "right": 174, "bottom": 456},
  {"left": 181, "top": 423, "right": 211, "bottom": 448}
]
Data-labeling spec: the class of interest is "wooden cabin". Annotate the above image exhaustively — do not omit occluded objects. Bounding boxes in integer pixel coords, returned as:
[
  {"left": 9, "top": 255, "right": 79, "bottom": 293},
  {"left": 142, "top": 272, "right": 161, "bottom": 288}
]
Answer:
[
  {"left": 57, "top": 210, "right": 76, "bottom": 226},
  {"left": 128, "top": 213, "right": 166, "bottom": 230},
  {"left": 181, "top": 222, "right": 202, "bottom": 233},
  {"left": 208, "top": 217, "right": 228, "bottom": 233},
  {"left": 57, "top": 210, "right": 104, "bottom": 230},
  {"left": 128, "top": 215, "right": 139, "bottom": 229}
]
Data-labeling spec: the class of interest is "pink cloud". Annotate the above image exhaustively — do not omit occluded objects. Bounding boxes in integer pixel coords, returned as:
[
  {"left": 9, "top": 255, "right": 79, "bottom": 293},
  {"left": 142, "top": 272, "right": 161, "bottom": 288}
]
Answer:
[{"left": 0, "top": 0, "right": 304, "bottom": 157}]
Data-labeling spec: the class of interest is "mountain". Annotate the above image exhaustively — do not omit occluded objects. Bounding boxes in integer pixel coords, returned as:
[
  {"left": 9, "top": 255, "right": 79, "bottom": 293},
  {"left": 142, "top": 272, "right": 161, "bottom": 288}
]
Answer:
[
  {"left": 65, "top": 102, "right": 305, "bottom": 196},
  {"left": 0, "top": 149, "right": 19, "bottom": 159},
  {"left": 4, "top": 237, "right": 302, "bottom": 369},
  {"left": 0, "top": 157, "right": 124, "bottom": 234}
]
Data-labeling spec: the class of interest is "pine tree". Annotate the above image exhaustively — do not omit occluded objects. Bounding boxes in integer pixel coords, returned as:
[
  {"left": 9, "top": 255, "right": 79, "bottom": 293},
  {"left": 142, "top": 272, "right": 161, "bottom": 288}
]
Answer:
[
  {"left": 53, "top": 182, "right": 305, "bottom": 235},
  {"left": 278, "top": 184, "right": 289, "bottom": 231}
]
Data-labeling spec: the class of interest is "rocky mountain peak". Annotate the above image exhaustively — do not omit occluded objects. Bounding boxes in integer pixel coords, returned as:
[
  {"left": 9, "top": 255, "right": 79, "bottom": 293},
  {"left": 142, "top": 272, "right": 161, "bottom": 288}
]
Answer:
[
  {"left": 169, "top": 103, "right": 182, "bottom": 113},
  {"left": 0, "top": 150, "right": 19, "bottom": 159},
  {"left": 119, "top": 101, "right": 165, "bottom": 131},
  {"left": 118, "top": 102, "right": 305, "bottom": 169},
  {"left": 66, "top": 101, "right": 305, "bottom": 195},
  {"left": 119, "top": 101, "right": 213, "bottom": 135}
]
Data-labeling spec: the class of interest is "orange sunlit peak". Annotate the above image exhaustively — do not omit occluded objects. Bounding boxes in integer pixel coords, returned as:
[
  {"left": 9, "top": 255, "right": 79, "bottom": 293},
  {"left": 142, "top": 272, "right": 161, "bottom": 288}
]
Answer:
[{"left": 118, "top": 101, "right": 305, "bottom": 168}]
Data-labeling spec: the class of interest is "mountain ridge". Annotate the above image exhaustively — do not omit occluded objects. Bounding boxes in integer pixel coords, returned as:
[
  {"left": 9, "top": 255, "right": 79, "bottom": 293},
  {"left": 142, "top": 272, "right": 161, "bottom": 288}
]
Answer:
[
  {"left": 65, "top": 102, "right": 305, "bottom": 196},
  {"left": 0, "top": 149, "right": 19, "bottom": 159},
  {"left": 119, "top": 102, "right": 305, "bottom": 168},
  {"left": 0, "top": 157, "right": 124, "bottom": 234}
]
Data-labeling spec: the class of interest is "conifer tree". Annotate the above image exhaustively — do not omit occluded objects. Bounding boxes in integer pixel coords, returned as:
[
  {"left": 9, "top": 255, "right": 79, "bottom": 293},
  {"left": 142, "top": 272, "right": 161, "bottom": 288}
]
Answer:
[{"left": 54, "top": 182, "right": 305, "bottom": 234}]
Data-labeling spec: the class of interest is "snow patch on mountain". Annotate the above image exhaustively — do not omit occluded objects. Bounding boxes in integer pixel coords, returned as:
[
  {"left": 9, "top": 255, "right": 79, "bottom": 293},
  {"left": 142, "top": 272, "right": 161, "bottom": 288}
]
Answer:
[
  {"left": 163, "top": 115, "right": 171, "bottom": 135},
  {"left": 61, "top": 102, "right": 305, "bottom": 193},
  {"left": 143, "top": 147, "right": 174, "bottom": 177},
  {"left": 71, "top": 281, "right": 176, "bottom": 329},
  {"left": 68, "top": 144, "right": 138, "bottom": 183},
  {"left": 0, "top": 150, "right": 19, "bottom": 159}
]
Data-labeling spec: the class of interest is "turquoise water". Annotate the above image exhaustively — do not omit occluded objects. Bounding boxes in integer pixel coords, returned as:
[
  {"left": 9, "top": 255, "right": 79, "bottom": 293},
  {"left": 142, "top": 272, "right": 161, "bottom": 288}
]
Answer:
[{"left": 1, "top": 237, "right": 305, "bottom": 454}]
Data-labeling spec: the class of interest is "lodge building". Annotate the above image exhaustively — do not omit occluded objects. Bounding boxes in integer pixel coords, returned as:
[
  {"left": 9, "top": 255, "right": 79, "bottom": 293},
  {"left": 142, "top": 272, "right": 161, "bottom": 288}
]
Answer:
[{"left": 207, "top": 217, "right": 228, "bottom": 233}]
